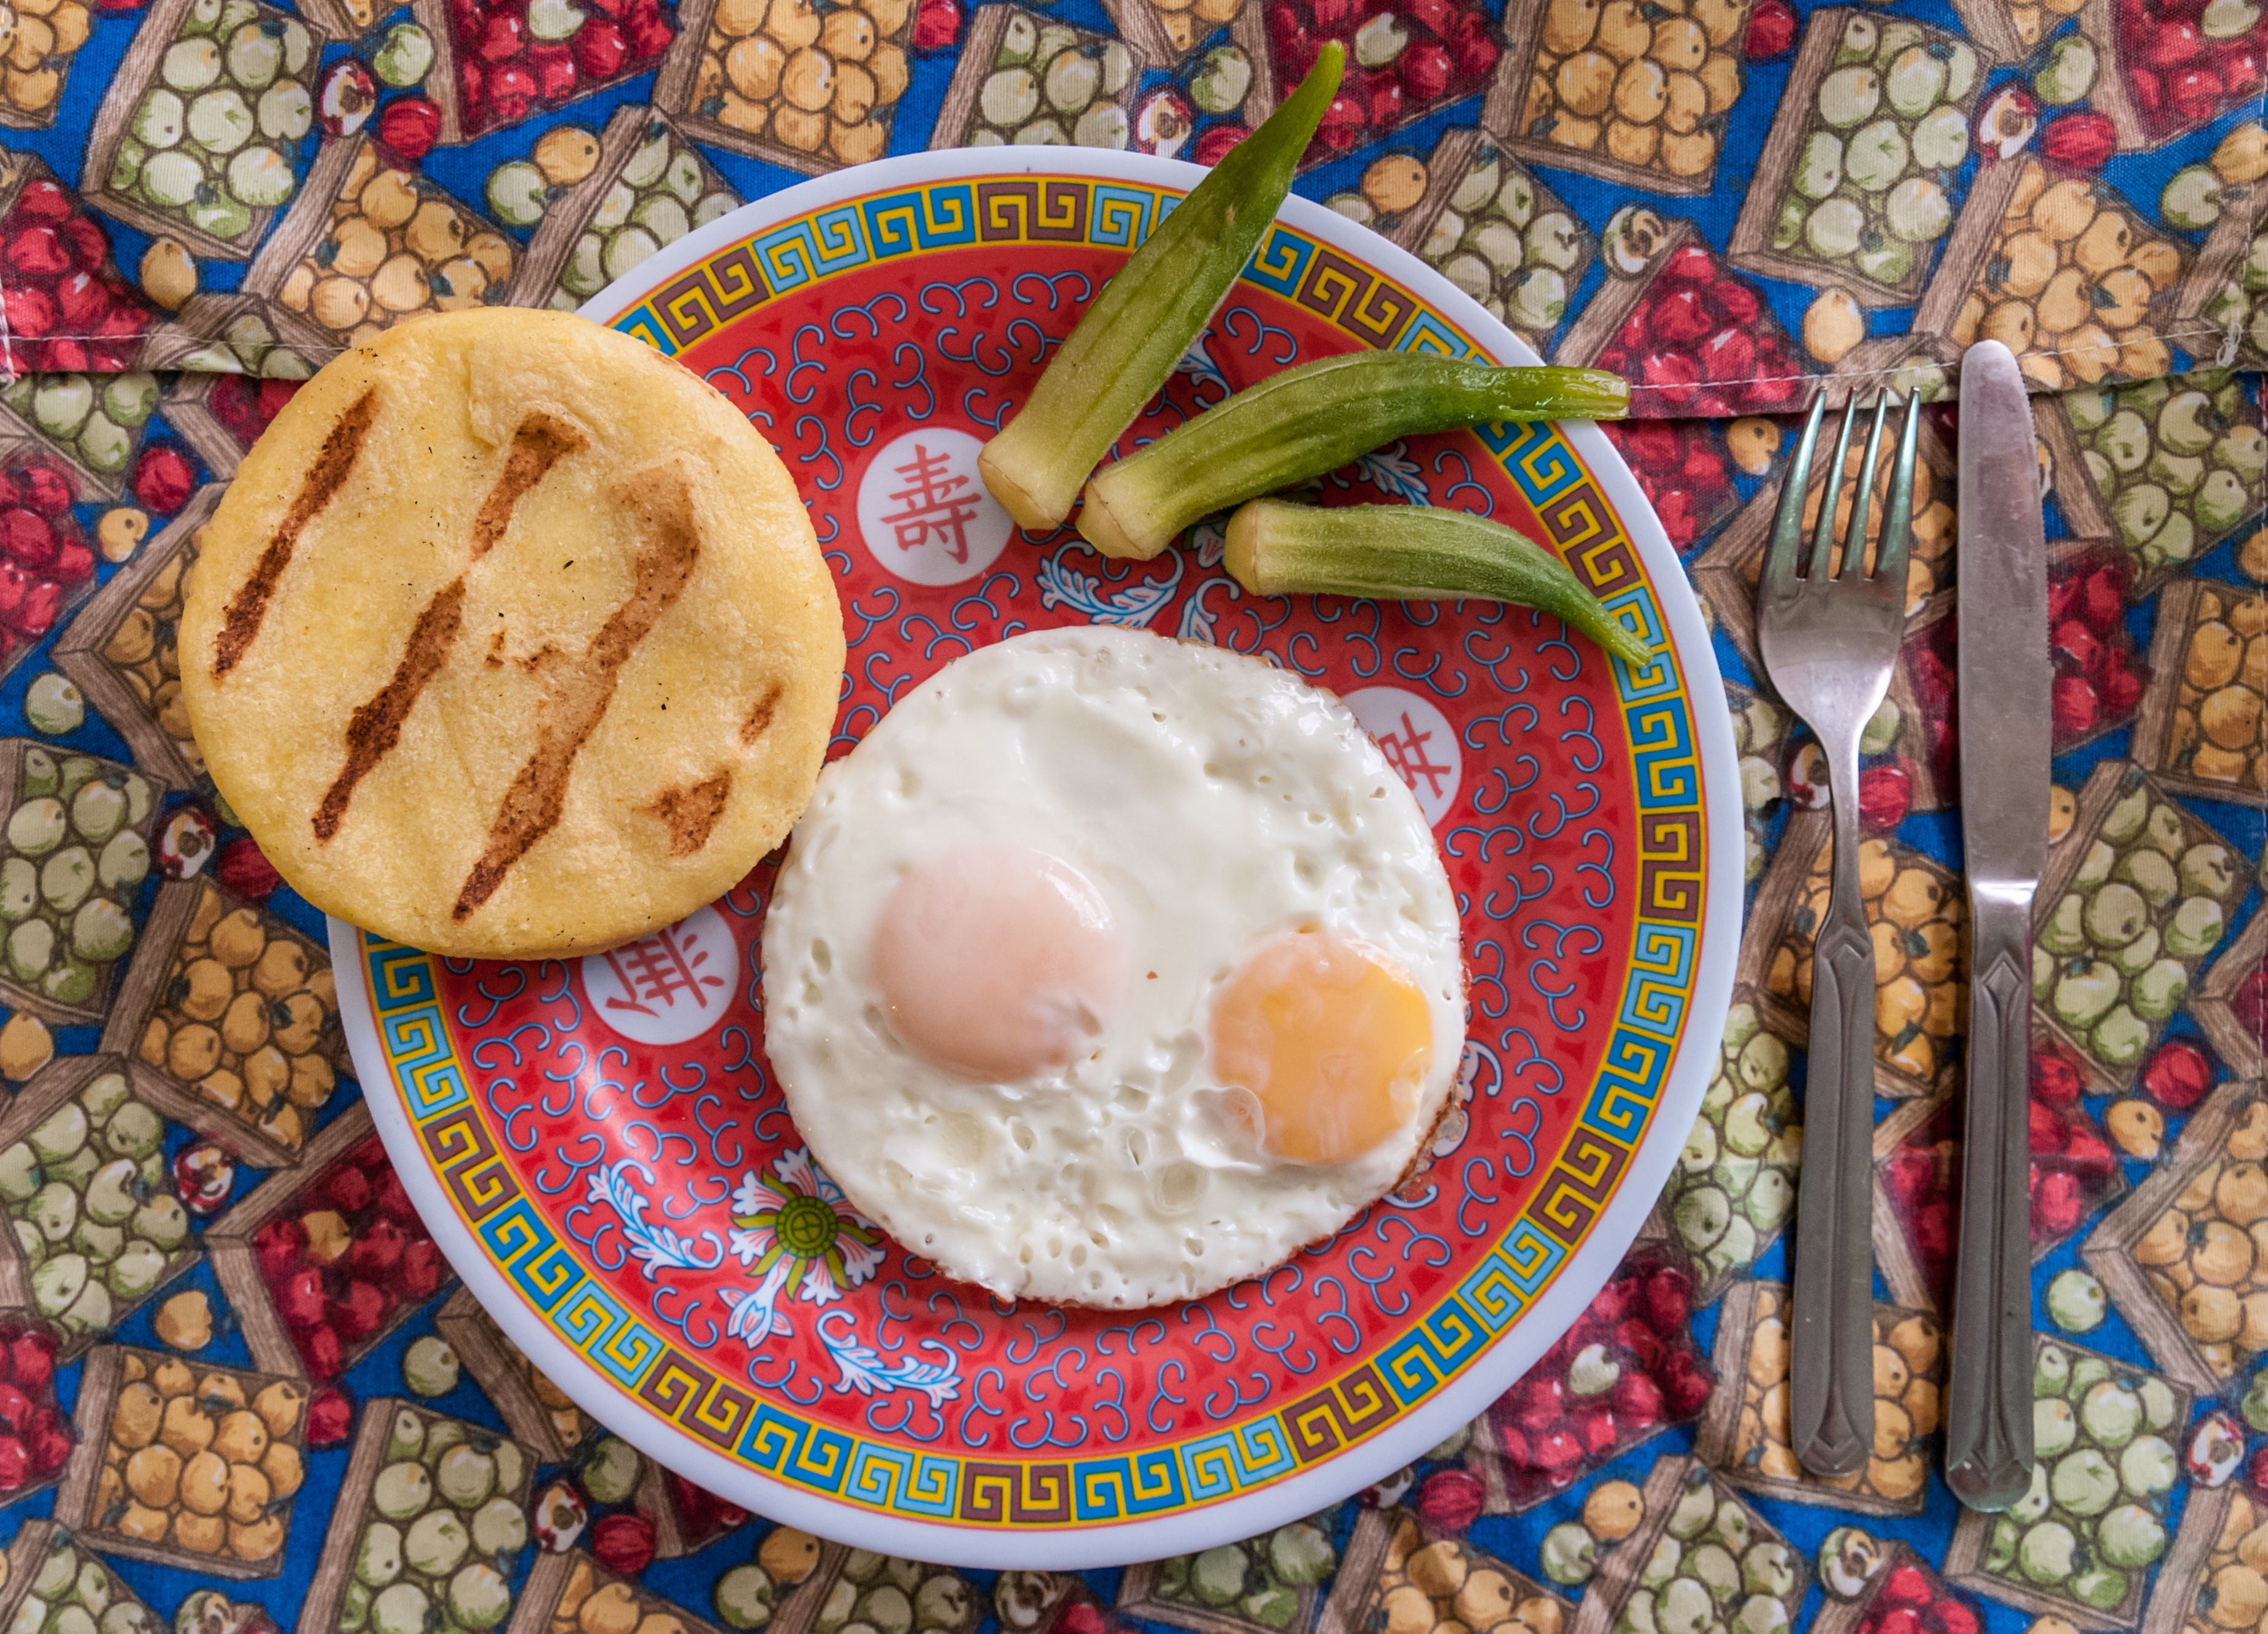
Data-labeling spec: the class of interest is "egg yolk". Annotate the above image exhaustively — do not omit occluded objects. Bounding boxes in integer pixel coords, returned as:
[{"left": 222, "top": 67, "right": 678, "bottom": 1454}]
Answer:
[
  {"left": 1210, "top": 933, "right": 1433, "bottom": 1165},
  {"left": 869, "top": 843, "right": 1122, "bottom": 1083}
]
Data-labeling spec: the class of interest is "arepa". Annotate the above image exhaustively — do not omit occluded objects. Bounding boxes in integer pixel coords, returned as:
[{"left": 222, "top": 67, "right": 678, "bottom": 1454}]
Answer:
[{"left": 180, "top": 309, "right": 844, "bottom": 959}]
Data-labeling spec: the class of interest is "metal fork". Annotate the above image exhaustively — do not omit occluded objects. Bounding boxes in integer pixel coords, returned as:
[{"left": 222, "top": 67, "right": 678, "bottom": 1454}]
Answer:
[{"left": 1755, "top": 388, "right": 1919, "bottom": 1478}]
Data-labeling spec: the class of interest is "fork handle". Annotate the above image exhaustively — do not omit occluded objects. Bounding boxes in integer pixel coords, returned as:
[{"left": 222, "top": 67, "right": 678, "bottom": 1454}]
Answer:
[
  {"left": 1791, "top": 743, "right": 1877, "bottom": 1479},
  {"left": 1945, "top": 890, "right": 2037, "bottom": 1510}
]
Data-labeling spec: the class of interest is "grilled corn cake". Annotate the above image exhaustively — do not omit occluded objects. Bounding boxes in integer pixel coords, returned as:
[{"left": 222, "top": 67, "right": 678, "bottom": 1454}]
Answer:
[{"left": 181, "top": 309, "right": 844, "bottom": 959}]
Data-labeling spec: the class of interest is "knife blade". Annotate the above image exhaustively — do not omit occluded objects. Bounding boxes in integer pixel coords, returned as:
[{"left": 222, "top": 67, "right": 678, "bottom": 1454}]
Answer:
[{"left": 1945, "top": 338, "right": 2049, "bottom": 1511}]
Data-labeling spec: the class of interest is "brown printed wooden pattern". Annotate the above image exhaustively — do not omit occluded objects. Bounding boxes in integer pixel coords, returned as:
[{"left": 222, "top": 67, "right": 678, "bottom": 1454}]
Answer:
[{"left": 56, "top": 485, "right": 223, "bottom": 787}]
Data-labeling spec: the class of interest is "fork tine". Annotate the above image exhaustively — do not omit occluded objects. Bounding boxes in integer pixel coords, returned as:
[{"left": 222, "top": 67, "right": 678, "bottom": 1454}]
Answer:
[
  {"left": 1807, "top": 397, "right": 1858, "bottom": 580},
  {"left": 1764, "top": 393, "right": 1826, "bottom": 591},
  {"left": 1872, "top": 390, "right": 1921, "bottom": 595},
  {"left": 1840, "top": 393, "right": 1891, "bottom": 580}
]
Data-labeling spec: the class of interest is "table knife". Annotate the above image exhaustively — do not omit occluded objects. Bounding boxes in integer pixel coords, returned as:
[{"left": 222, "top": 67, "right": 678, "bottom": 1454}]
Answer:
[{"left": 1945, "top": 339, "right": 2048, "bottom": 1511}]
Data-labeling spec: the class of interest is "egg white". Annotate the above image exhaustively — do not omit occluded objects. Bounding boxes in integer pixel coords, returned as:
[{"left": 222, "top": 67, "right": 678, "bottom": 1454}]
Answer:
[{"left": 760, "top": 627, "right": 1465, "bottom": 1308}]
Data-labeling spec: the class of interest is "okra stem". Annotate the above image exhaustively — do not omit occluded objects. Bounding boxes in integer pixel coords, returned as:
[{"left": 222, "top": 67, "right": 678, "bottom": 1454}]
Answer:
[
  {"left": 1224, "top": 499, "right": 1656, "bottom": 667},
  {"left": 977, "top": 44, "right": 1346, "bottom": 532},
  {"left": 1079, "top": 358, "right": 1626, "bottom": 560}
]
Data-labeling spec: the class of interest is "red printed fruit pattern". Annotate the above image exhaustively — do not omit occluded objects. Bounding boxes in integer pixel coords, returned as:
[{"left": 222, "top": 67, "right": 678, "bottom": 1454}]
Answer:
[
  {"left": 0, "top": 177, "right": 156, "bottom": 377},
  {"left": 2229, "top": 954, "right": 2268, "bottom": 1062},
  {"left": 444, "top": 0, "right": 675, "bottom": 139},
  {"left": 663, "top": 1470, "right": 748, "bottom": 1551},
  {"left": 1267, "top": 0, "right": 1499, "bottom": 163},
  {"left": 1901, "top": 624, "right": 1957, "bottom": 794},
  {"left": 1853, "top": 1559, "right": 1980, "bottom": 1634},
  {"left": 2031, "top": 1037, "right": 2122, "bottom": 1248},
  {"left": 2048, "top": 547, "right": 2148, "bottom": 745},
  {"left": 251, "top": 1133, "right": 449, "bottom": 1378},
  {"left": 202, "top": 377, "right": 300, "bottom": 458},
  {"left": 2142, "top": 1036, "right": 2216, "bottom": 1113},
  {"left": 0, "top": 460, "right": 93, "bottom": 671},
  {"left": 1879, "top": 1100, "right": 1956, "bottom": 1305},
  {"left": 2112, "top": 0, "right": 2268, "bottom": 139},
  {"left": 0, "top": 1315, "right": 69, "bottom": 1492},
  {"left": 1602, "top": 418, "right": 1731, "bottom": 550},
  {"left": 305, "top": 1384, "right": 353, "bottom": 1446},
  {"left": 1593, "top": 237, "right": 1803, "bottom": 420},
  {"left": 1485, "top": 1255, "right": 1714, "bottom": 1506},
  {"left": 1905, "top": 548, "right": 2145, "bottom": 775}
]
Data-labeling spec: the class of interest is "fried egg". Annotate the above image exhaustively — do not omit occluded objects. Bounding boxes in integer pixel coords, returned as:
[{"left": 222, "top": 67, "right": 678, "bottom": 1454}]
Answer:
[{"left": 761, "top": 627, "right": 1464, "bottom": 1308}]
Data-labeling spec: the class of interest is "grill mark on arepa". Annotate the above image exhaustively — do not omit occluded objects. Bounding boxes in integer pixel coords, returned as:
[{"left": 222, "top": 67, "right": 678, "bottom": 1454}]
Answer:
[
  {"left": 739, "top": 684, "right": 782, "bottom": 745},
  {"left": 309, "top": 410, "right": 587, "bottom": 844},
  {"left": 453, "top": 461, "right": 702, "bottom": 919},
  {"left": 470, "top": 412, "right": 586, "bottom": 557},
  {"left": 312, "top": 578, "right": 466, "bottom": 842},
  {"left": 647, "top": 770, "right": 732, "bottom": 856},
  {"left": 212, "top": 388, "right": 379, "bottom": 679}
]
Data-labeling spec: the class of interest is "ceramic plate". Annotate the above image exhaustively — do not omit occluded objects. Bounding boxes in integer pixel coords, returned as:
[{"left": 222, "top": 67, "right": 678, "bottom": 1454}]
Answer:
[{"left": 329, "top": 147, "right": 1742, "bottom": 1568}]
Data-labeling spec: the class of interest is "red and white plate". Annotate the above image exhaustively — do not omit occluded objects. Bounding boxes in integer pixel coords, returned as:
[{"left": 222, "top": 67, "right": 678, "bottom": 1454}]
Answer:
[{"left": 333, "top": 148, "right": 1741, "bottom": 1567}]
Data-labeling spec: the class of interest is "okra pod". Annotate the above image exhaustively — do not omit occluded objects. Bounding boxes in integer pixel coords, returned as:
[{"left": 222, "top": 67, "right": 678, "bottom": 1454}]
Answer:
[
  {"left": 1223, "top": 499, "right": 1655, "bottom": 667},
  {"left": 977, "top": 44, "right": 1345, "bottom": 532},
  {"left": 1079, "top": 357, "right": 1627, "bottom": 559}
]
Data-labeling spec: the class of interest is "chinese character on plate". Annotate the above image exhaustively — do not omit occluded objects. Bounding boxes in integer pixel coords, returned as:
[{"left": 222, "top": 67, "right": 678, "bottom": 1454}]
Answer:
[
  {"left": 583, "top": 905, "right": 736, "bottom": 1046},
  {"left": 855, "top": 428, "right": 1013, "bottom": 587},
  {"left": 1346, "top": 687, "right": 1462, "bottom": 826}
]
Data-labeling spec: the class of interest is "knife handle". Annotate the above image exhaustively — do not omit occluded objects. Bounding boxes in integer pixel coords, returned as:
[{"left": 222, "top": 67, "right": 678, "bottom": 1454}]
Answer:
[
  {"left": 1946, "top": 889, "right": 2037, "bottom": 1511},
  {"left": 1791, "top": 760, "right": 1878, "bottom": 1481}
]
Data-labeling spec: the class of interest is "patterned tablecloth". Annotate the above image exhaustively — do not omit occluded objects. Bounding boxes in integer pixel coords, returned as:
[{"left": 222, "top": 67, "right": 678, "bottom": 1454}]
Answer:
[{"left": 0, "top": 0, "right": 2256, "bottom": 1628}]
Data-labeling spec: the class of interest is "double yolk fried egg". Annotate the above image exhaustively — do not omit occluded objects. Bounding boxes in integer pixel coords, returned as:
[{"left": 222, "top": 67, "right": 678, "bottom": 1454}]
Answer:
[{"left": 761, "top": 627, "right": 1466, "bottom": 1308}]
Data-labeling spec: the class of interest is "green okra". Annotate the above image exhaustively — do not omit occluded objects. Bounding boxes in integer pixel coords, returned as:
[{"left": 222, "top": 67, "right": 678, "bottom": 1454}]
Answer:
[
  {"left": 1078, "top": 356, "right": 1627, "bottom": 559},
  {"left": 1223, "top": 498, "right": 1655, "bottom": 667},
  {"left": 977, "top": 44, "right": 1346, "bottom": 533}
]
